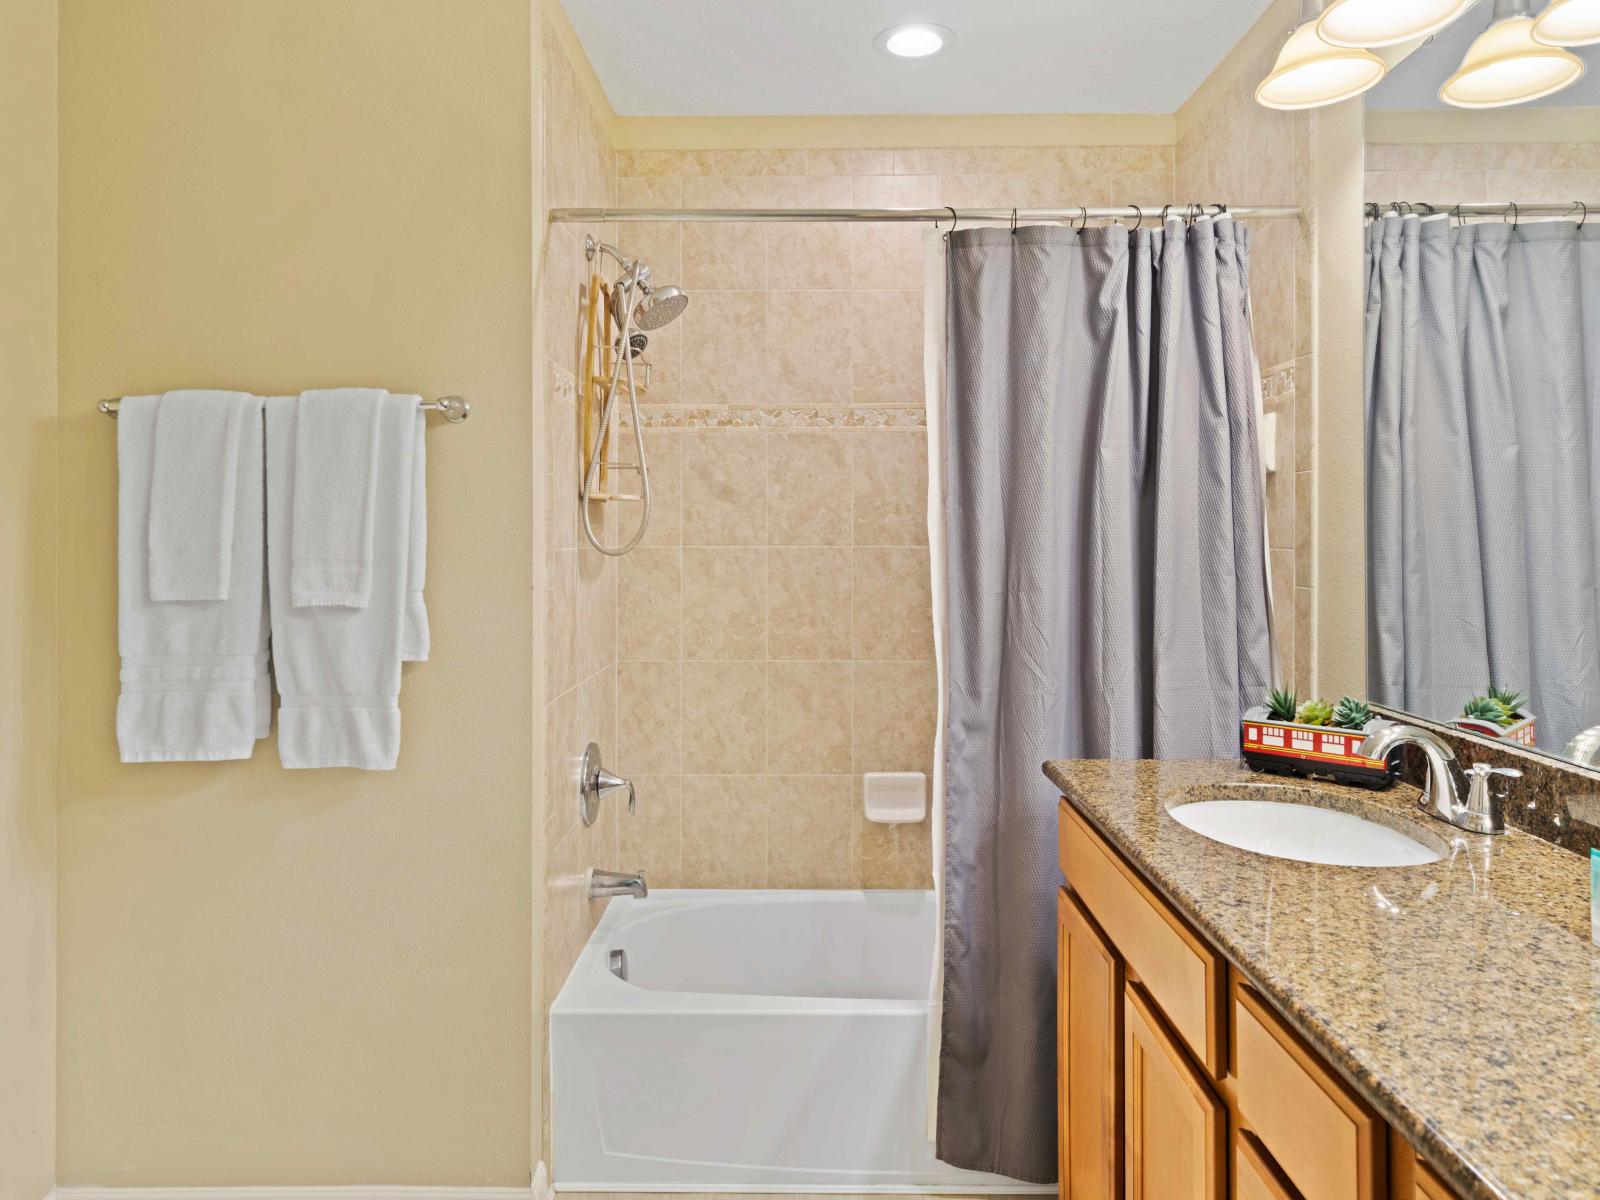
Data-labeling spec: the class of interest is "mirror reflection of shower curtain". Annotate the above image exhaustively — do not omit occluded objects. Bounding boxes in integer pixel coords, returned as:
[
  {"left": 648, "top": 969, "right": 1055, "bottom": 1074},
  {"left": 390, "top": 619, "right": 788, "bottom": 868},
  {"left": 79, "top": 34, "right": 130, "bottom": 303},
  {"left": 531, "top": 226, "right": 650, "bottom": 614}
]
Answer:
[
  {"left": 935, "top": 219, "right": 1273, "bottom": 1183},
  {"left": 1365, "top": 217, "right": 1600, "bottom": 751}
]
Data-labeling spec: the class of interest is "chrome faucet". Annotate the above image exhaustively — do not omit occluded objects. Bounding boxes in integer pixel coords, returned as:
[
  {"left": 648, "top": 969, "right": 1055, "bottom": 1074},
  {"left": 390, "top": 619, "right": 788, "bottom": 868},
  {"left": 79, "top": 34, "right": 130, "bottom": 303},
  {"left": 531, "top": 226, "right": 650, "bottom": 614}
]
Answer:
[
  {"left": 1358, "top": 724, "right": 1521, "bottom": 835},
  {"left": 586, "top": 867, "right": 648, "bottom": 899}
]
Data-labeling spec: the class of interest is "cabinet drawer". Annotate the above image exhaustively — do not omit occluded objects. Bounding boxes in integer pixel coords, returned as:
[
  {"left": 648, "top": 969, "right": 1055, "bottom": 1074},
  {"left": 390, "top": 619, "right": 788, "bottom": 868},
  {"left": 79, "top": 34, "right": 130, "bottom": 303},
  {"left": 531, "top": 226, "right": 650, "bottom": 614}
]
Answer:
[
  {"left": 1060, "top": 801, "right": 1225, "bottom": 1076},
  {"left": 1233, "top": 981, "right": 1384, "bottom": 1200}
]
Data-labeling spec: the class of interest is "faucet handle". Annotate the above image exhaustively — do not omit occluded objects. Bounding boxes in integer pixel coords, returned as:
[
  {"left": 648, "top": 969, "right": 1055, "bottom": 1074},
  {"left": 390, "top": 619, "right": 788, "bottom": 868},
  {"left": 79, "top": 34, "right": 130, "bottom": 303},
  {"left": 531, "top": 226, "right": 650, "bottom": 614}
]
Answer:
[{"left": 1462, "top": 762, "right": 1520, "bottom": 835}]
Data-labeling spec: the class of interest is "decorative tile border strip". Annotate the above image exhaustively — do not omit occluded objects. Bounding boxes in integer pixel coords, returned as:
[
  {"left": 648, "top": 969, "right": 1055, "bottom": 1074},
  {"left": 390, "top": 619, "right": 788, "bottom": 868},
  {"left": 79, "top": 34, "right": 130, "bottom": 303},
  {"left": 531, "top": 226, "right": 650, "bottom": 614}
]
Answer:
[
  {"left": 1260, "top": 361, "right": 1296, "bottom": 401},
  {"left": 623, "top": 405, "right": 928, "bottom": 430}
]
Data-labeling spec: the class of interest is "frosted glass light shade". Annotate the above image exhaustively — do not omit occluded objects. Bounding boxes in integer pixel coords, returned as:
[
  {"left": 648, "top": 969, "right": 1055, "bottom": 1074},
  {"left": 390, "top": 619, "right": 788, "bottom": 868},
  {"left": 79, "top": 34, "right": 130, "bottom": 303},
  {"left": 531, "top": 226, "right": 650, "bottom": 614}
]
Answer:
[
  {"left": 1255, "top": 19, "right": 1388, "bottom": 108},
  {"left": 1316, "top": 0, "right": 1476, "bottom": 47},
  {"left": 1440, "top": 14, "right": 1586, "bottom": 105},
  {"left": 1533, "top": 0, "right": 1600, "bottom": 45}
]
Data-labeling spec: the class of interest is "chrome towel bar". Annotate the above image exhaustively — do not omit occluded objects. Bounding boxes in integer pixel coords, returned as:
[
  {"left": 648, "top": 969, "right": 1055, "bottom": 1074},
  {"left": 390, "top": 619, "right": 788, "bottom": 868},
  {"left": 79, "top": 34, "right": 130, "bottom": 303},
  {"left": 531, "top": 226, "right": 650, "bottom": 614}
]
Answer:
[{"left": 98, "top": 395, "right": 471, "bottom": 423}]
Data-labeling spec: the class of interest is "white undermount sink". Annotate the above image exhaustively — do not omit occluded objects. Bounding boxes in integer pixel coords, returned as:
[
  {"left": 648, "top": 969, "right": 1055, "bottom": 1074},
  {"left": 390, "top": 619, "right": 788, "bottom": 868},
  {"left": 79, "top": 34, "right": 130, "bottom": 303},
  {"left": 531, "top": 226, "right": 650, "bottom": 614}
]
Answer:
[{"left": 1168, "top": 798, "right": 1443, "bottom": 867}]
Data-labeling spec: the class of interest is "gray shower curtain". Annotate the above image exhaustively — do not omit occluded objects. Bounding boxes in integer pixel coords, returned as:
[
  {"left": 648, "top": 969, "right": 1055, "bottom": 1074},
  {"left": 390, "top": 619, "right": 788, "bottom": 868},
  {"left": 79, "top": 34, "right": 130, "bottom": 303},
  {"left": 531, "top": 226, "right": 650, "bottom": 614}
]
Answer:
[
  {"left": 1366, "top": 216, "right": 1600, "bottom": 751},
  {"left": 936, "top": 220, "right": 1272, "bottom": 1182}
]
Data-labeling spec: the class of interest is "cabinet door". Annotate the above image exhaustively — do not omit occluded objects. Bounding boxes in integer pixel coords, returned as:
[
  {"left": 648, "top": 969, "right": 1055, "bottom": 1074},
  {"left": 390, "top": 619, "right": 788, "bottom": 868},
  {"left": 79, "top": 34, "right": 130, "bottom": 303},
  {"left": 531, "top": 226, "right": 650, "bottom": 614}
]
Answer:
[
  {"left": 1058, "top": 888, "right": 1122, "bottom": 1200},
  {"left": 1235, "top": 1130, "right": 1300, "bottom": 1200},
  {"left": 1124, "top": 981, "right": 1225, "bottom": 1200},
  {"left": 1413, "top": 1158, "right": 1458, "bottom": 1200}
]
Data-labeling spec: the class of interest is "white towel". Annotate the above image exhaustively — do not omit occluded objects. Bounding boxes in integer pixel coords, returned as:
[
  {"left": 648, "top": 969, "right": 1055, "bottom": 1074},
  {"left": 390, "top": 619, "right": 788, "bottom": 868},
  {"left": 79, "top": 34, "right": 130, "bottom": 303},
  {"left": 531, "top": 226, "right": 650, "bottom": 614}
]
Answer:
[
  {"left": 147, "top": 389, "right": 254, "bottom": 601},
  {"left": 290, "top": 387, "right": 385, "bottom": 607},
  {"left": 398, "top": 404, "right": 429, "bottom": 662},
  {"left": 118, "top": 394, "right": 270, "bottom": 762},
  {"left": 267, "top": 393, "right": 417, "bottom": 769}
]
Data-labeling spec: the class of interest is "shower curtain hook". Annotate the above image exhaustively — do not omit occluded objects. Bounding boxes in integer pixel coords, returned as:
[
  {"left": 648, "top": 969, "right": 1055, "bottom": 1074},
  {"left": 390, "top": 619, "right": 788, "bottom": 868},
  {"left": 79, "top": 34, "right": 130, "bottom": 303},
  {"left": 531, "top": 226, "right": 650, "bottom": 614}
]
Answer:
[
  {"left": 1010, "top": 208, "right": 1018, "bottom": 235},
  {"left": 1076, "top": 205, "right": 1087, "bottom": 231},
  {"left": 1452, "top": 203, "right": 1463, "bottom": 227},
  {"left": 1129, "top": 204, "right": 1144, "bottom": 227},
  {"left": 1160, "top": 204, "right": 1173, "bottom": 224},
  {"left": 1570, "top": 201, "right": 1588, "bottom": 227},
  {"left": 1503, "top": 201, "right": 1519, "bottom": 229}
]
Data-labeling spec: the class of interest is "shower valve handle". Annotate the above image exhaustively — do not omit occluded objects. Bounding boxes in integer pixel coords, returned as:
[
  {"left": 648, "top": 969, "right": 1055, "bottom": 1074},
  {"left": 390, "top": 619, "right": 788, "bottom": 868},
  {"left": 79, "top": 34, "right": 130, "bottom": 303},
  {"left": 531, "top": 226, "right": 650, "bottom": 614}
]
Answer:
[{"left": 579, "top": 741, "right": 636, "bottom": 826}]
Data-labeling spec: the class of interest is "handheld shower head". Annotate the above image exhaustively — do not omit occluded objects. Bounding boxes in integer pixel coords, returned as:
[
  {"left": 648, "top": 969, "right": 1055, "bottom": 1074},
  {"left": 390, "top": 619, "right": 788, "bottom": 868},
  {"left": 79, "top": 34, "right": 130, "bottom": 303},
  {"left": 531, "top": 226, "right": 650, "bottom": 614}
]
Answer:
[{"left": 635, "top": 285, "right": 689, "bottom": 331}]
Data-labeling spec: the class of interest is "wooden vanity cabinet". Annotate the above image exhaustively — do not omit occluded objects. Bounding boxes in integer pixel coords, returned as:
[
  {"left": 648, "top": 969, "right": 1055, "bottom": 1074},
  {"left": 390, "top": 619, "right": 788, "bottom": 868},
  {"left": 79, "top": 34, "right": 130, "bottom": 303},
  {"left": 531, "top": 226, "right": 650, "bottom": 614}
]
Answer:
[
  {"left": 1058, "top": 888, "right": 1123, "bottom": 1198},
  {"left": 1124, "top": 980, "right": 1225, "bottom": 1200},
  {"left": 1058, "top": 800, "right": 1465, "bottom": 1200}
]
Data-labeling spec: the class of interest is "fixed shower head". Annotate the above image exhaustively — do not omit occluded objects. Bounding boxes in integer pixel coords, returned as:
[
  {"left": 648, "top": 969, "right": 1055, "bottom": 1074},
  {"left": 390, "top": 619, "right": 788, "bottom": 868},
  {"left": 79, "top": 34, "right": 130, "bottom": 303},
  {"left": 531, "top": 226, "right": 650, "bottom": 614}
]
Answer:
[{"left": 634, "top": 285, "right": 689, "bottom": 331}]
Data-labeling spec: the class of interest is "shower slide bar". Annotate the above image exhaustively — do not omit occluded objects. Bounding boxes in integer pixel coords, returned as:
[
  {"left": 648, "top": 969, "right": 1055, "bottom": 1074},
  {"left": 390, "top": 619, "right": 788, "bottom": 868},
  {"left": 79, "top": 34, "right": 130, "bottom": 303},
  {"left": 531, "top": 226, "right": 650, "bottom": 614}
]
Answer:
[
  {"left": 550, "top": 204, "right": 1302, "bottom": 224},
  {"left": 98, "top": 395, "right": 472, "bottom": 423}
]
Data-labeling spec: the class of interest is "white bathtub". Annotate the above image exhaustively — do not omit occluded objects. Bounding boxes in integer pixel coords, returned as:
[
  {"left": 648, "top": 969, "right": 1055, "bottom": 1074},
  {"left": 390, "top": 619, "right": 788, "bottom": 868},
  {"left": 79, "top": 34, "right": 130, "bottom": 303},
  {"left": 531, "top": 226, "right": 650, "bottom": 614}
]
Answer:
[{"left": 550, "top": 889, "right": 1046, "bottom": 1193}]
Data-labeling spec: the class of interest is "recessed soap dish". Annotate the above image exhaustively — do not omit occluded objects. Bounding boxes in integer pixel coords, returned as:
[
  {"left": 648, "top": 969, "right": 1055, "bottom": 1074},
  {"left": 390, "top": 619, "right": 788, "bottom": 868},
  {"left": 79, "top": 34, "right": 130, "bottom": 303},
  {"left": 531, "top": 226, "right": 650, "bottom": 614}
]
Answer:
[{"left": 863, "top": 772, "right": 927, "bottom": 824}]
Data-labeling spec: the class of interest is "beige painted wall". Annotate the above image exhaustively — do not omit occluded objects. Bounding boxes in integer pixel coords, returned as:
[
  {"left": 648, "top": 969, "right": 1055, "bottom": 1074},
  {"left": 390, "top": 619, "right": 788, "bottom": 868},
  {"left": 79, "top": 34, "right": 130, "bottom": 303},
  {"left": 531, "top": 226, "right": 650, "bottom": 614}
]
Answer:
[
  {"left": 55, "top": 0, "right": 534, "bottom": 1184},
  {"left": 0, "top": 2, "right": 58, "bottom": 1199}
]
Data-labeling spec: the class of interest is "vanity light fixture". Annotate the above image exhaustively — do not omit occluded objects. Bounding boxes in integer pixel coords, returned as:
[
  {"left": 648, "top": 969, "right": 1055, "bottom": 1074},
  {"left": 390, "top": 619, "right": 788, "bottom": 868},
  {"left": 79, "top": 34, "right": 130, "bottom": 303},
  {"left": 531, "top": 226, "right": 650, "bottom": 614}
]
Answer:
[
  {"left": 1256, "top": 0, "right": 1389, "bottom": 109},
  {"left": 1533, "top": 0, "right": 1600, "bottom": 44},
  {"left": 874, "top": 23, "right": 954, "bottom": 58},
  {"left": 1441, "top": 0, "right": 1585, "bottom": 106},
  {"left": 1316, "top": 0, "right": 1477, "bottom": 47}
]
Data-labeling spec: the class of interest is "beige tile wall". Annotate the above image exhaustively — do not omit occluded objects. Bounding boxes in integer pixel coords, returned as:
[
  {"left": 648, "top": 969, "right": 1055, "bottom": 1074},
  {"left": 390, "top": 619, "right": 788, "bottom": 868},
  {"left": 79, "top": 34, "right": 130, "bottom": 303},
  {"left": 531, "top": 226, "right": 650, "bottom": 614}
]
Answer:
[
  {"left": 540, "top": 10, "right": 619, "bottom": 1085},
  {"left": 1365, "top": 140, "right": 1600, "bottom": 206},
  {"left": 607, "top": 143, "right": 1180, "bottom": 889},
  {"left": 1176, "top": 40, "right": 1316, "bottom": 697}
]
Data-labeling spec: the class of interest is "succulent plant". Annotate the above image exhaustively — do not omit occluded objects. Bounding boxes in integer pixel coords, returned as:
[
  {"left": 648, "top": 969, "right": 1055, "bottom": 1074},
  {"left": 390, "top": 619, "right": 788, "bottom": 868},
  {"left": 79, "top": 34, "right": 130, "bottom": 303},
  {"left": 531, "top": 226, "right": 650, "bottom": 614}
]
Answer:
[
  {"left": 1264, "top": 686, "right": 1299, "bottom": 722},
  {"left": 1332, "top": 696, "right": 1372, "bottom": 730},
  {"left": 1461, "top": 695, "right": 1506, "bottom": 725},
  {"left": 1488, "top": 683, "right": 1526, "bottom": 724},
  {"left": 1296, "top": 698, "right": 1334, "bottom": 727}
]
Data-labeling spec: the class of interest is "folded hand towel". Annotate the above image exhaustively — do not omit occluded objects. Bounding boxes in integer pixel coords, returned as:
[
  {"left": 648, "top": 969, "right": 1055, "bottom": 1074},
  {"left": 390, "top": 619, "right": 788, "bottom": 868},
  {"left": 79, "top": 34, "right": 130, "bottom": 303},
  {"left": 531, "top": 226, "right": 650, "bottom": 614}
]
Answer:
[
  {"left": 399, "top": 404, "right": 429, "bottom": 662},
  {"left": 290, "top": 387, "right": 385, "bottom": 607},
  {"left": 147, "top": 389, "right": 254, "bottom": 601},
  {"left": 118, "top": 394, "right": 270, "bottom": 762},
  {"left": 267, "top": 393, "right": 418, "bottom": 769}
]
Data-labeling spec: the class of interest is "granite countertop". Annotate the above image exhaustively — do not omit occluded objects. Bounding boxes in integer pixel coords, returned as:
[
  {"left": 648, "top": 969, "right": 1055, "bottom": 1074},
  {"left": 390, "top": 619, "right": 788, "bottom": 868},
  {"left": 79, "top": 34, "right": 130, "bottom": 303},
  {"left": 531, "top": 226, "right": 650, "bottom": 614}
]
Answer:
[{"left": 1045, "top": 759, "right": 1600, "bottom": 1200}]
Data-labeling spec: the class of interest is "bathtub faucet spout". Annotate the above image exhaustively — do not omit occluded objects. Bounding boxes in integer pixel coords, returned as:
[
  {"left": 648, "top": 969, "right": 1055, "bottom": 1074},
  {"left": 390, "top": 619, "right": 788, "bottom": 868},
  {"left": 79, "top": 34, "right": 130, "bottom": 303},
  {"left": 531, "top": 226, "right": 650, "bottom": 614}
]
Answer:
[{"left": 587, "top": 867, "right": 648, "bottom": 899}]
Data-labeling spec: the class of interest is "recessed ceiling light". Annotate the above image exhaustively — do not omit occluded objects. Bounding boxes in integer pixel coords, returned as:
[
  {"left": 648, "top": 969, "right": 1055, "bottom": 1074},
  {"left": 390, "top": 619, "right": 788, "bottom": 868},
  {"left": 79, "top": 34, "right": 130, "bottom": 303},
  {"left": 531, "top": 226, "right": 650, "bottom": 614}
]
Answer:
[{"left": 875, "top": 23, "right": 954, "bottom": 59}]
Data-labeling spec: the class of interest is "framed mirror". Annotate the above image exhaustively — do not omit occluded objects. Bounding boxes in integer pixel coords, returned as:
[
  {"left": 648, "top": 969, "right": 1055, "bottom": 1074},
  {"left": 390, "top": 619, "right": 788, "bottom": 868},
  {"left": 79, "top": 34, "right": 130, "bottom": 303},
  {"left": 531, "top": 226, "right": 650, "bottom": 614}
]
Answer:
[{"left": 1361, "top": 10, "right": 1600, "bottom": 771}]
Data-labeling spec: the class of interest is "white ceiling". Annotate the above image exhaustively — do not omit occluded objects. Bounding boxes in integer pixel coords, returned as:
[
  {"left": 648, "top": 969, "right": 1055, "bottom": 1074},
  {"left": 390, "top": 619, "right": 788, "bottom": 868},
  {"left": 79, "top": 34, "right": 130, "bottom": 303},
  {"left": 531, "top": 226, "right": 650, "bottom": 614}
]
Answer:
[
  {"left": 1367, "top": 13, "right": 1600, "bottom": 108},
  {"left": 561, "top": 0, "right": 1279, "bottom": 116}
]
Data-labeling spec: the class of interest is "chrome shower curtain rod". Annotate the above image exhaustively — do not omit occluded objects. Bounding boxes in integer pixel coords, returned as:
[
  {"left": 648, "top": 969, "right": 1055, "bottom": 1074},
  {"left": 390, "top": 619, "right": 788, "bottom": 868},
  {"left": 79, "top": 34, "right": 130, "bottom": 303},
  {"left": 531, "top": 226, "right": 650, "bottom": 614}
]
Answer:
[
  {"left": 549, "top": 204, "right": 1302, "bottom": 224},
  {"left": 1367, "top": 200, "right": 1595, "bottom": 221}
]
